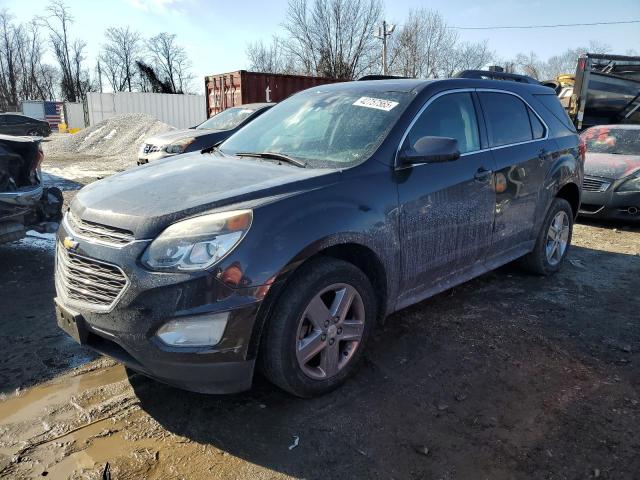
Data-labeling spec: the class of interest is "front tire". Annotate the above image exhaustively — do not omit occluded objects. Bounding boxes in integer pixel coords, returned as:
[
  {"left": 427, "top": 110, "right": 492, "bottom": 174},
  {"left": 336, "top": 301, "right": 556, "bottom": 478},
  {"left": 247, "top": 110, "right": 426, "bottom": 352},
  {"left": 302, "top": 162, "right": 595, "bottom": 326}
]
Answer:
[
  {"left": 521, "top": 197, "right": 573, "bottom": 275},
  {"left": 260, "top": 257, "right": 377, "bottom": 397}
]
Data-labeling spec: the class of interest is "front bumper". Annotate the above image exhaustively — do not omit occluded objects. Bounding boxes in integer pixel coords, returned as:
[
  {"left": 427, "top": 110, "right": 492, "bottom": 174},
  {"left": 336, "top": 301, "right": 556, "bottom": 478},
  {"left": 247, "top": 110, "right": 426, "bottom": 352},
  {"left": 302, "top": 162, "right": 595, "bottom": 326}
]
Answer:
[
  {"left": 54, "top": 221, "right": 265, "bottom": 394},
  {"left": 579, "top": 189, "right": 640, "bottom": 222}
]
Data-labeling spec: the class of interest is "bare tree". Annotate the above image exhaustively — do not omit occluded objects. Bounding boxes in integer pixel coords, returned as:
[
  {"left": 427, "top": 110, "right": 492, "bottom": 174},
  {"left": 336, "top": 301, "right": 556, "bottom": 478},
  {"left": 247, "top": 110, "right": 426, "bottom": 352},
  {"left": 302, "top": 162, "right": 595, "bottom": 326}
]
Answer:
[
  {"left": 387, "top": 9, "right": 491, "bottom": 79},
  {"left": 282, "top": 0, "right": 382, "bottom": 79},
  {"left": 0, "top": 10, "right": 59, "bottom": 109},
  {"left": 246, "top": 36, "right": 296, "bottom": 73},
  {"left": 0, "top": 10, "right": 20, "bottom": 110},
  {"left": 541, "top": 41, "right": 611, "bottom": 79},
  {"left": 147, "top": 32, "right": 193, "bottom": 93},
  {"left": 39, "top": 1, "right": 90, "bottom": 101},
  {"left": 99, "top": 26, "right": 142, "bottom": 92},
  {"left": 508, "top": 41, "right": 612, "bottom": 80},
  {"left": 513, "top": 51, "right": 543, "bottom": 79},
  {"left": 438, "top": 40, "right": 493, "bottom": 78}
]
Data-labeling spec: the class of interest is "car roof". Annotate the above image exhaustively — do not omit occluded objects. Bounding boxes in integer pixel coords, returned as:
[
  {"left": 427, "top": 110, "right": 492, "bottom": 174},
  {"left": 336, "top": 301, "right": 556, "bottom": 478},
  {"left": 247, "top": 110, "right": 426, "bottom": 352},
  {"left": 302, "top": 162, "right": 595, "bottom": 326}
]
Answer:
[
  {"left": 305, "top": 78, "right": 554, "bottom": 96},
  {"left": 313, "top": 79, "right": 433, "bottom": 94}
]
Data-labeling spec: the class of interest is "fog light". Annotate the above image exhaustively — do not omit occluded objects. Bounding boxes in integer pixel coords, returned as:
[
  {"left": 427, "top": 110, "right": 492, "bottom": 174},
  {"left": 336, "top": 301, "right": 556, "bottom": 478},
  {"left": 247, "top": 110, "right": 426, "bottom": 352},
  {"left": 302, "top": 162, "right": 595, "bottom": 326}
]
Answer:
[{"left": 156, "top": 312, "right": 229, "bottom": 347}]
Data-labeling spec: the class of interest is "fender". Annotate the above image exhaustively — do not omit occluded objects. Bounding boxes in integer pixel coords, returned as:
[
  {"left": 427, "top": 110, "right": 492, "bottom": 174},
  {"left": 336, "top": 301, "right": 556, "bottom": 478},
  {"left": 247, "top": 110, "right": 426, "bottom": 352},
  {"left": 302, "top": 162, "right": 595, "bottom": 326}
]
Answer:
[{"left": 535, "top": 141, "right": 582, "bottom": 230}]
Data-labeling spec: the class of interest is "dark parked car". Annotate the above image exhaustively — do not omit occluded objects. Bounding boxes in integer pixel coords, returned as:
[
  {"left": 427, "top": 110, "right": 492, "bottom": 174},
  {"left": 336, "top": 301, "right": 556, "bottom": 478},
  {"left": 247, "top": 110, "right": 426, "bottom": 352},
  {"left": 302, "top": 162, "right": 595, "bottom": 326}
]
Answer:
[
  {"left": 0, "top": 113, "right": 52, "bottom": 137},
  {"left": 137, "top": 103, "right": 273, "bottom": 164},
  {"left": 579, "top": 125, "right": 640, "bottom": 221},
  {"left": 54, "top": 78, "right": 582, "bottom": 397},
  {"left": 1, "top": 135, "right": 62, "bottom": 244}
]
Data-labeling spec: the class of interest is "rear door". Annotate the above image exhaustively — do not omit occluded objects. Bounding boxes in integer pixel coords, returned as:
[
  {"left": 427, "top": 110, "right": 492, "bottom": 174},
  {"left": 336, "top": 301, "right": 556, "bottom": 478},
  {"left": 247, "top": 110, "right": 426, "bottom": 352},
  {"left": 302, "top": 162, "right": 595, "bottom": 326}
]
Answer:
[
  {"left": 397, "top": 91, "right": 496, "bottom": 300},
  {"left": 477, "top": 91, "right": 551, "bottom": 255}
]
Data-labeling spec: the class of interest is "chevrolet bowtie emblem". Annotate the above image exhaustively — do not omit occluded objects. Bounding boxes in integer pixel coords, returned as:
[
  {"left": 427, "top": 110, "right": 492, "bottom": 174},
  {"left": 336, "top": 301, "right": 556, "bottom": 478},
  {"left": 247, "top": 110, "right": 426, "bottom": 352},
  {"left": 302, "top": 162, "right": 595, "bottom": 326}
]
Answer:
[{"left": 63, "top": 236, "right": 79, "bottom": 251}]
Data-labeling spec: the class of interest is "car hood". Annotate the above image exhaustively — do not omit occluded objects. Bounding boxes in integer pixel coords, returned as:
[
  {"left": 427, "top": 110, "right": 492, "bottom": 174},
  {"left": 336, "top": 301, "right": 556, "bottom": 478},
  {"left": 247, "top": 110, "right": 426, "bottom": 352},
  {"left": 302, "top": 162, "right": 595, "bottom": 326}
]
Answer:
[
  {"left": 144, "top": 128, "right": 222, "bottom": 146},
  {"left": 584, "top": 153, "right": 640, "bottom": 180},
  {"left": 71, "top": 152, "right": 332, "bottom": 238}
]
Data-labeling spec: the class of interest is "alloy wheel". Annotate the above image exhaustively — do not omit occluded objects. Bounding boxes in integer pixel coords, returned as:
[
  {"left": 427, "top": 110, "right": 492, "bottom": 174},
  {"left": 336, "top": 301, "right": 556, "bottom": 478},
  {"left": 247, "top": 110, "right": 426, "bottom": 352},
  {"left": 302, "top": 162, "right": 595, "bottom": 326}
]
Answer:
[
  {"left": 545, "top": 210, "right": 570, "bottom": 266},
  {"left": 295, "top": 283, "right": 365, "bottom": 380}
]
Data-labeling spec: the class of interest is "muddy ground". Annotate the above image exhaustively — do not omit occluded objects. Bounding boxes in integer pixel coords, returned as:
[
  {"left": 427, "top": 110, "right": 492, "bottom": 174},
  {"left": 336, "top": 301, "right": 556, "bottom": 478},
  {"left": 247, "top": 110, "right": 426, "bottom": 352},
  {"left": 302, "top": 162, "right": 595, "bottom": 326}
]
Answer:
[{"left": 1, "top": 151, "right": 639, "bottom": 479}]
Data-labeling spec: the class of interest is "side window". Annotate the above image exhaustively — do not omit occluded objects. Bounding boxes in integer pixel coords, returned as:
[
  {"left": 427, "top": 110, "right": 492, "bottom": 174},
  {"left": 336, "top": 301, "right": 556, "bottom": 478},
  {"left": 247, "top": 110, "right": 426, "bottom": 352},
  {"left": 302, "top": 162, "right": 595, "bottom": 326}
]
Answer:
[
  {"left": 406, "top": 92, "right": 480, "bottom": 154},
  {"left": 6, "top": 115, "right": 23, "bottom": 124},
  {"left": 528, "top": 109, "right": 545, "bottom": 139},
  {"left": 479, "top": 92, "right": 533, "bottom": 147}
]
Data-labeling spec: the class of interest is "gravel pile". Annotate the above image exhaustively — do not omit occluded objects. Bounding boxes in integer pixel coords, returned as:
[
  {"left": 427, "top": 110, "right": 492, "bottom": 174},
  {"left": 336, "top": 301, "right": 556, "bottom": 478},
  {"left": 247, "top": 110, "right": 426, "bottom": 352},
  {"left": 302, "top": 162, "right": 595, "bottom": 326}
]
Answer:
[{"left": 44, "top": 113, "right": 174, "bottom": 170}]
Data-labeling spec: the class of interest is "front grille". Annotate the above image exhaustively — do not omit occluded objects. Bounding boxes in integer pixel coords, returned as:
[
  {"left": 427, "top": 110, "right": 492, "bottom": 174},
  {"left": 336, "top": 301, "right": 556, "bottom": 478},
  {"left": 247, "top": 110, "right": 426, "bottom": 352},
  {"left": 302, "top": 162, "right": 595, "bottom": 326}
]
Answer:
[
  {"left": 56, "top": 244, "right": 128, "bottom": 310},
  {"left": 143, "top": 144, "right": 160, "bottom": 154},
  {"left": 67, "top": 212, "right": 135, "bottom": 246},
  {"left": 582, "top": 176, "right": 611, "bottom": 193}
]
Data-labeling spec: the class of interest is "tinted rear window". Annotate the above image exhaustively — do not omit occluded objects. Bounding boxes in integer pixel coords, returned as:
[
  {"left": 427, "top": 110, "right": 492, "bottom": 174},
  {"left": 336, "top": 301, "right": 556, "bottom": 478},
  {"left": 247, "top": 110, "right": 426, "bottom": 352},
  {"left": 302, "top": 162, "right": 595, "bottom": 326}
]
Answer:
[
  {"left": 534, "top": 94, "right": 576, "bottom": 132},
  {"left": 479, "top": 92, "right": 533, "bottom": 147}
]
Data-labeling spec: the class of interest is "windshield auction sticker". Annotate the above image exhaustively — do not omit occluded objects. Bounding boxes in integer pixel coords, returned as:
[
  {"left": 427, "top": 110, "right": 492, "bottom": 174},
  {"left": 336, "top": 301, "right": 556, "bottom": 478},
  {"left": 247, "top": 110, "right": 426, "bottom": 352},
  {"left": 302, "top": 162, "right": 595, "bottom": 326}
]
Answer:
[{"left": 353, "top": 96, "right": 399, "bottom": 111}]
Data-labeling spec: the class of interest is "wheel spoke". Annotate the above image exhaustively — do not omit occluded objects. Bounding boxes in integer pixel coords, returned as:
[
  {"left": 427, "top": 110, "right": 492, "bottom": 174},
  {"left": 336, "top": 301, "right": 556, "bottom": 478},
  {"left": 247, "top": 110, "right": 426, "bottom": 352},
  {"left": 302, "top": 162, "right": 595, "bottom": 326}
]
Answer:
[
  {"left": 320, "top": 341, "right": 340, "bottom": 377},
  {"left": 340, "top": 320, "right": 364, "bottom": 341},
  {"left": 330, "top": 286, "right": 355, "bottom": 322},
  {"left": 305, "top": 295, "right": 330, "bottom": 329},
  {"left": 298, "top": 331, "right": 325, "bottom": 364}
]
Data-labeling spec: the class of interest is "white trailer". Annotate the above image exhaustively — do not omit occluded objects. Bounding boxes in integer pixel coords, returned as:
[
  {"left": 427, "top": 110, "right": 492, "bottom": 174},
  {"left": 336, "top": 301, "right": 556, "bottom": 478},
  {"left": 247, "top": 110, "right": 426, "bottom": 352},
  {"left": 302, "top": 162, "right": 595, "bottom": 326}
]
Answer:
[
  {"left": 21, "top": 101, "right": 45, "bottom": 120},
  {"left": 63, "top": 102, "right": 86, "bottom": 129},
  {"left": 84, "top": 92, "right": 206, "bottom": 129}
]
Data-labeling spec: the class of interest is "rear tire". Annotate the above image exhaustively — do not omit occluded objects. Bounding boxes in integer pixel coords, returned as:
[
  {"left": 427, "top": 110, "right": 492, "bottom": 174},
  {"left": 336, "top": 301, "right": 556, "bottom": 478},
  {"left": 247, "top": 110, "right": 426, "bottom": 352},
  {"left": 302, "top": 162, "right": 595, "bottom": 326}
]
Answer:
[
  {"left": 260, "top": 257, "right": 377, "bottom": 397},
  {"left": 521, "top": 198, "right": 573, "bottom": 275}
]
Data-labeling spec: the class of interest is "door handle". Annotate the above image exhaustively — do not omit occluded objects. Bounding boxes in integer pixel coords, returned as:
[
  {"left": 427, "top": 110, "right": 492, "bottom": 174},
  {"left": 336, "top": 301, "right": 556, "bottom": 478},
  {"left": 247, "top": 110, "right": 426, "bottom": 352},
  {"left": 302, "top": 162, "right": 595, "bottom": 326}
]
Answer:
[
  {"left": 474, "top": 167, "right": 493, "bottom": 182},
  {"left": 538, "top": 148, "right": 548, "bottom": 160}
]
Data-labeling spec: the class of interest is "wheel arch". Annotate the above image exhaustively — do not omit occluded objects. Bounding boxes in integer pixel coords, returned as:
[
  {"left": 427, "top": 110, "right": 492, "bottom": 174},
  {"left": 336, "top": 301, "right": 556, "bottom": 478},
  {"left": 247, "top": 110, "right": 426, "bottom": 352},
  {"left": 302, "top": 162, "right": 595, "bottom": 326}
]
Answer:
[
  {"left": 555, "top": 181, "right": 580, "bottom": 218},
  {"left": 246, "top": 238, "right": 389, "bottom": 360}
]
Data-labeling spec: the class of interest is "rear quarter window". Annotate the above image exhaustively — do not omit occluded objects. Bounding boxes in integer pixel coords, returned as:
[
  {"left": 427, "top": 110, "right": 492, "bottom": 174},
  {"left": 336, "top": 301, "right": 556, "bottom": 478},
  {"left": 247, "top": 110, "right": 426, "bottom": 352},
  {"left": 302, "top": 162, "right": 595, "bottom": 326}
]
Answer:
[
  {"left": 534, "top": 94, "right": 576, "bottom": 132},
  {"left": 478, "top": 92, "right": 533, "bottom": 147}
]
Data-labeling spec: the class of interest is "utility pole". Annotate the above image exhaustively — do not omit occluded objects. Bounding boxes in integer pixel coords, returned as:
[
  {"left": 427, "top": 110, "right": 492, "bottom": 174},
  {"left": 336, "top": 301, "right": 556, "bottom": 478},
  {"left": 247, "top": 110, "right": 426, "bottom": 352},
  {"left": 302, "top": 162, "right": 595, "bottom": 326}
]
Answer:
[
  {"left": 374, "top": 21, "right": 395, "bottom": 75},
  {"left": 96, "top": 60, "right": 103, "bottom": 93}
]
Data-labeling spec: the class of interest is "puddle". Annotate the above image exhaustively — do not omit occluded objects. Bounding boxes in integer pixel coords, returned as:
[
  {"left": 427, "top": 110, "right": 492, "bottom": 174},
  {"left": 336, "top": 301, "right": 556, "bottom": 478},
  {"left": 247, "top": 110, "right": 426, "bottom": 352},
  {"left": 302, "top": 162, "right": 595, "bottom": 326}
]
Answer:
[{"left": 0, "top": 364, "right": 126, "bottom": 426}]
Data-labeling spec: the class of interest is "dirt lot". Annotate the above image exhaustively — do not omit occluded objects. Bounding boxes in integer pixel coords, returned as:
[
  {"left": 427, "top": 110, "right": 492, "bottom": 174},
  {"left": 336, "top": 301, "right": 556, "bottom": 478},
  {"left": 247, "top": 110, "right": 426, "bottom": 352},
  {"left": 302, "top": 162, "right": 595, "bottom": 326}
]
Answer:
[{"left": 0, "top": 153, "right": 639, "bottom": 479}]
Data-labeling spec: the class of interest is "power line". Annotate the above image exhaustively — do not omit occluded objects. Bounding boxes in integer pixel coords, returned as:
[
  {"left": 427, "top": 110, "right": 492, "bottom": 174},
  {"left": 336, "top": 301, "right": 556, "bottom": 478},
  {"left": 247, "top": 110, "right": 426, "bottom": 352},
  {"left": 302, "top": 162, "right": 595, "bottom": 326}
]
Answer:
[{"left": 451, "top": 19, "right": 640, "bottom": 30}]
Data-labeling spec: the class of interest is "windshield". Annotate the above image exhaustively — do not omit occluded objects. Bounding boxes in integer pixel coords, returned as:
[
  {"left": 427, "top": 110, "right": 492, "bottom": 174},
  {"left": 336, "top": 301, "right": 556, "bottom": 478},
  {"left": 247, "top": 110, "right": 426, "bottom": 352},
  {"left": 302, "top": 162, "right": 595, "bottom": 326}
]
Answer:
[
  {"left": 581, "top": 127, "right": 640, "bottom": 155},
  {"left": 220, "top": 88, "right": 411, "bottom": 168},
  {"left": 196, "top": 107, "right": 258, "bottom": 131}
]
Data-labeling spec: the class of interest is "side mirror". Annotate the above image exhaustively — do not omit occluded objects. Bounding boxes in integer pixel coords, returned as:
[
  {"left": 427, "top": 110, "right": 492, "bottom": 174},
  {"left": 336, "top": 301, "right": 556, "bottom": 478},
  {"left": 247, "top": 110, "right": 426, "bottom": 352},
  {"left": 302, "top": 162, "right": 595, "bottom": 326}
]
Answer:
[{"left": 400, "top": 136, "right": 461, "bottom": 164}]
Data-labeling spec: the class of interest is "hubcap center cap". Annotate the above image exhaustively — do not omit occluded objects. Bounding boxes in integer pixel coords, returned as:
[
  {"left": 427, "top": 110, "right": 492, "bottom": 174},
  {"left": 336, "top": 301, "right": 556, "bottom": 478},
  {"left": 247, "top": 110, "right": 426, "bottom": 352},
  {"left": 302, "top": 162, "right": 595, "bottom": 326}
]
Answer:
[{"left": 327, "top": 324, "right": 338, "bottom": 337}]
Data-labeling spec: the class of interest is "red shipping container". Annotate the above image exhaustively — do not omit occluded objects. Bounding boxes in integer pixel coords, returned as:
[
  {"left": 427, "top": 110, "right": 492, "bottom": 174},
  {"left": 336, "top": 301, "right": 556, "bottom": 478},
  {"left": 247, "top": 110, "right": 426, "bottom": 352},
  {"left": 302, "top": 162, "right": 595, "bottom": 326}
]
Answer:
[{"left": 205, "top": 70, "right": 339, "bottom": 117}]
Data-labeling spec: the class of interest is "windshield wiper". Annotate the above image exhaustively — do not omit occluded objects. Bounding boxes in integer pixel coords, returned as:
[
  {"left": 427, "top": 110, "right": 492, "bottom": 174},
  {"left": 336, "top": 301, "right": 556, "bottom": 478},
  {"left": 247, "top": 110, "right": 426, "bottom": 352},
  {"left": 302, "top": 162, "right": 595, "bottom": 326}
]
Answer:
[{"left": 235, "top": 151, "right": 306, "bottom": 168}]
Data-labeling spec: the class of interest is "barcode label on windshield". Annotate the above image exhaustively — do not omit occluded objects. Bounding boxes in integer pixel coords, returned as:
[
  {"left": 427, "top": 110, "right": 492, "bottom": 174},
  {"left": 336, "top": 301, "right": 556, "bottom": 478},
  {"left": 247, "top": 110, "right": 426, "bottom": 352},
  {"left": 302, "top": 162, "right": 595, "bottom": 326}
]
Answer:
[{"left": 353, "top": 96, "right": 399, "bottom": 111}]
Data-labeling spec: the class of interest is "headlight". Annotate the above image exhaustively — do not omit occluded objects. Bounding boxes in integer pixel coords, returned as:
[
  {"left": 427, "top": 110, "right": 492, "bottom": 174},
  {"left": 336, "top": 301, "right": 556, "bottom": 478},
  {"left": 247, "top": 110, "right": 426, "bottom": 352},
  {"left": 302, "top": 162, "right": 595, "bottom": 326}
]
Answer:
[
  {"left": 142, "top": 210, "right": 252, "bottom": 272},
  {"left": 616, "top": 169, "right": 640, "bottom": 193},
  {"left": 164, "top": 137, "right": 195, "bottom": 154}
]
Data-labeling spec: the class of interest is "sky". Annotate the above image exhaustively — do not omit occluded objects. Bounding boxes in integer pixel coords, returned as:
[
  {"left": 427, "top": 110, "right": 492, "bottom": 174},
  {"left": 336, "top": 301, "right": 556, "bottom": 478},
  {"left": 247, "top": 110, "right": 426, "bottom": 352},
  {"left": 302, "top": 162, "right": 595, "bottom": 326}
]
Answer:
[{"left": 3, "top": 0, "right": 639, "bottom": 93}]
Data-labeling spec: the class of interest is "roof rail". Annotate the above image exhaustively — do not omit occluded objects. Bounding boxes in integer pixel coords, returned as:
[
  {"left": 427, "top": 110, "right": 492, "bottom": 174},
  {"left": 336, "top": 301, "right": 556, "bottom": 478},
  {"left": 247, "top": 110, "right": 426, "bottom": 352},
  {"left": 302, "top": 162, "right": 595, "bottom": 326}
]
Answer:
[
  {"left": 454, "top": 70, "right": 540, "bottom": 85},
  {"left": 357, "top": 75, "right": 408, "bottom": 81}
]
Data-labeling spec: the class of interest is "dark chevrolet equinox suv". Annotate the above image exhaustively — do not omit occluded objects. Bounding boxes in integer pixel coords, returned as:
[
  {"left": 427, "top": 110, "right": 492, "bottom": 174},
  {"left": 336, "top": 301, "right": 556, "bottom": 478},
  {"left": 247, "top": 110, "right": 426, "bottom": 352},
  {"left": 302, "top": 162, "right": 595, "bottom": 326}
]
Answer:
[{"left": 55, "top": 78, "right": 583, "bottom": 397}]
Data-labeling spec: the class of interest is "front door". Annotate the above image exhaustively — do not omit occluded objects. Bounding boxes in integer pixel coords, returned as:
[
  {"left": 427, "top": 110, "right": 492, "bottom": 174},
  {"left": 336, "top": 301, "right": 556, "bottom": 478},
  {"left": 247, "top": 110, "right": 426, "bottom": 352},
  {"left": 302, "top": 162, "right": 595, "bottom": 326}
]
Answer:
[{"left": 396, "top": 91, "right": 496, "bottom": 301}]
